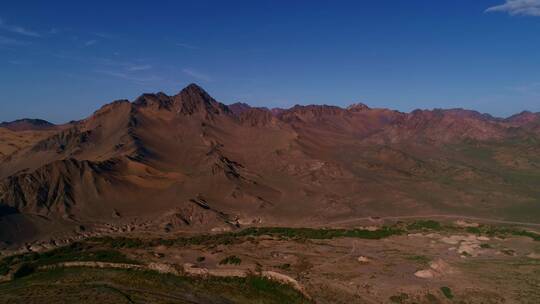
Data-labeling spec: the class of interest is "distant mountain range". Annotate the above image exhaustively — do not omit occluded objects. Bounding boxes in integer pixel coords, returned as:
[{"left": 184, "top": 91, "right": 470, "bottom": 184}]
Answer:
[
  {"left": 0, "top": 119, "right": 57, "bottom": 131},
  {"left": 1, "top": 84, "right": 539, "bottom": 247}
]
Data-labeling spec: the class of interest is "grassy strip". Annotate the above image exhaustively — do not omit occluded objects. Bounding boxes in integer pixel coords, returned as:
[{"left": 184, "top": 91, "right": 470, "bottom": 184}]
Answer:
[
  {"left": 404, "top": 220, "right": 540, "bottom": 242},
  {"left": 406, "top": 220, "right": 442, "bottom": 231},
  {"left": 466, "top": 226, "right": 540, "bottom": 241},
  {"left": 92, "top": 226, "right": 404, "bottom": 249},
  {"left": 239, "top": 226, "right": 404, "bottom": 240},
  {"left": 1, "top": 226, "right": 401, "bottom": 277},
  {"left": 3, "top": 221, "right": 537, "bottom": 277},
  {"left": 511, "top": 230, "right": 540, "bottom": 241},
  {"left": 0, "top": 267, "right": 311, "bottom": 304},
  {"left": 91, "top": 221, "right": 540, "bottom": 252},
  {"left": 0, "top": 242, "right": 136, "bottom": 277}
]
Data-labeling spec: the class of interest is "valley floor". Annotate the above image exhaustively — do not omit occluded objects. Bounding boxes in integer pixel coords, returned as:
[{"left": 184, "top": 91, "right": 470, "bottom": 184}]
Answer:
[{"left": 1, "top": 219, "right": 539, "bottom": 303}]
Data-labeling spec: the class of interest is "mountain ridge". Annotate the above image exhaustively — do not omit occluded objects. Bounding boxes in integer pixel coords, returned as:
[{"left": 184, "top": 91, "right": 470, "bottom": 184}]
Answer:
[{"left": 1, "top": 83, "right": 540, "bottom": 247}]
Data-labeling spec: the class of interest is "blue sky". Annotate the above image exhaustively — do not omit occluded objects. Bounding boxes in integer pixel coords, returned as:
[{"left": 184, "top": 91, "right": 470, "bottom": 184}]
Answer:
[{"left": 1, "top": 0, "right": 539, "bottom": 123}]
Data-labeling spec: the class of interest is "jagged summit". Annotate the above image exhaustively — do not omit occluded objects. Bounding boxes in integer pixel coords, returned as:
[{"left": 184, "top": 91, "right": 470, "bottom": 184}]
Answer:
[
  {"left": 169, "top": 83, "right": 229, "bottom": 116},
  {"left": 181, "top": 83, "right": 207, "bottom": 95},
  {"left": 346, "top": 103, "right": 370, "bottom": 111},
  {"left": 92, "top": 84, "right": 232, "bottom": 118},
  {"left": 132, "top": 92, "right": 173, "bottom": 110}
]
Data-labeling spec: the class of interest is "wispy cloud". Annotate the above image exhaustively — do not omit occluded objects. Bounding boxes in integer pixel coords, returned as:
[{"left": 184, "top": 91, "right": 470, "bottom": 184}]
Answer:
[
  {"left": 92, "top": 32, "right": 114, "bottom": 39},
  {"left": 84, "top": 39, "right": 97, "bottom": 46},
  {"left": 182, "top": 68, "right": 211, "bottom": 81},
  {"left": 95, "top": 69, "right": 161, "bottom": 84},
  {"left": 51, "top": 51, "right": 161, "bottom": 86},
  {"left": 127, "top": 64, "right": 152, "bottom": 71},
  {"left": 486, "top": 0, "right": 540, "bottom": 16},
  {"left": 0, "top": 35, "right": 29, "bottom": 46},
  {"left": 94, "top": 58, "right": 153, "bottom": 73},
  {"left": 176, "top": 43, "right": 199, "bottom": 50},
  {"left": 7, "top": 60, "right": 30, "bottom": 65},
  {"left": 92, "top": 59, "right": 158, "bottom": 84},
  {"left": 0, "top": 17, "right": 41, "bottom": 37},
  {"left": 509, "top": 82, "right": 540, "bottom": 97},
  {"left": 54, "top": 54, "right": 151, "bottom": 72}
]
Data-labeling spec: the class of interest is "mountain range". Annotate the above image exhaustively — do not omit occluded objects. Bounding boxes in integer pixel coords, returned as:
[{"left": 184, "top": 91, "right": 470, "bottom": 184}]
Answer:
[{"left": 1, "top": 84, "right": 539, "bottom": 247}]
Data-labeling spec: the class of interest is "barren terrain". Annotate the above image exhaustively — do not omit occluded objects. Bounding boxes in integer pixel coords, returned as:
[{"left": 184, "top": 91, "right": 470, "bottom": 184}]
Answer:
[{"left": 1, "top": 84, "right": 539, "bottom": 302}]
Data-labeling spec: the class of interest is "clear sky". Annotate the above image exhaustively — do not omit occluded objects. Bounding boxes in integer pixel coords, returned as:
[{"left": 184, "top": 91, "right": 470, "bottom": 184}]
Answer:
[{"left": 1, "top": 0, "right": 539, "bottom": 123}]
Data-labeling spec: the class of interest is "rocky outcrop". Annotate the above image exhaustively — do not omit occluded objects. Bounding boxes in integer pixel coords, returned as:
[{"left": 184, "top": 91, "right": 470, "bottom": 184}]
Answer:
[
  {"left": 228, "top": 102, "right": 253, "bottom": 115},
  {"left": 238, "top": 108, "right": 276, "bottom": 127},
  {"left": 0, "top": 158, "right": 117, "bottom": 215},
  {"left": 153, "top": 197, "right": 234, "bottom": 232},
  {"left": 278, "top": 104, "right": 347, "bottom": 123}
]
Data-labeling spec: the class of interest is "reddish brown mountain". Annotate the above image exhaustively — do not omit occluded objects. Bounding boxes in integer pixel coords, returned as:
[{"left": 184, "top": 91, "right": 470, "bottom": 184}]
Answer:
[
  {"left": 228, "top": 102, "right": 253, "bottom": 115},
  {"left": 505, "top": 111, "right": 540, "bottom": 125},
  {"left": 1, "top": 84, "right": 539, "bottom": 246}
]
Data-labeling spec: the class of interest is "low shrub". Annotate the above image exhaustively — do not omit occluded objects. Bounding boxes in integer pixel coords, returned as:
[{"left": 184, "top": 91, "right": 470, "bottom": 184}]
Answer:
[
  {"left": 389, "top": 293, "right": 409, "bottom": 303},
  {"left": 13, "top": 263, "right": 35, "bottom": 279},
  {"left": 440, "top": 286, "right": 454, "bottom": 299},
  {"left": 407, "top": 220, "right": 441, "bottom": 231},
  {"left": 219, "top": 255, "right": 242, "bottom": 265}
]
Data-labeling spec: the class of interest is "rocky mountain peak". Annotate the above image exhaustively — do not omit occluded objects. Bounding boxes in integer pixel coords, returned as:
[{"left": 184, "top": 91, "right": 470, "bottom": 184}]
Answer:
[
  {"left": 174, "top": 83, "right": 230, "bottom": 116},
  {"left": 347, "top": 103, "right": 370, "bottom": 112}
]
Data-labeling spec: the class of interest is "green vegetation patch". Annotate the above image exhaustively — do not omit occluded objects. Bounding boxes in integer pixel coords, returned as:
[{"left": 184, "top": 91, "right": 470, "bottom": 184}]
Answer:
[
  {"left": 278, "top": 263, "right": 291, "bottom": 270},
  {"left": 466, "top": 225, "right": 540, "bottom": 242},
  {"left": 240, "top": 226, "right": 404, "bottom": 240},
  {"left": 407, "top": 220, "right": 442, "bottom": 231},
  {"left": 92, "top": 226, "right": 404, "bottom": 250},
  {"left": 88, "top": 222, "right": 539, "bottom": 255},
  {"left": 509, "top": 229, "right": 540, "bottom": 241},
  {"left": 466, "top": 226, "right": 482, "bottom": 234},
  {"left": 12, "top": 263, "right": 36, "bottom": 279},
  {"left": 245, "top": 275, "right": 302, "bottom": 299},
  {"left": 0, "top": 263, "right": 10, "bottom": 276},
  {"left": 389, "top": 292, "right": 409, "bottom": 303},
  {"left": 219, "top": 255, "right": 242, "bottom": 265},
  {"left": 440, "top": 286, "right": 454, "bottom": 299},
  {"left": 0, "top": 242, "right": 136, "bottom": 278},
  {"left": 0, "top": 267, "right": 311, "bottom": 304}
]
